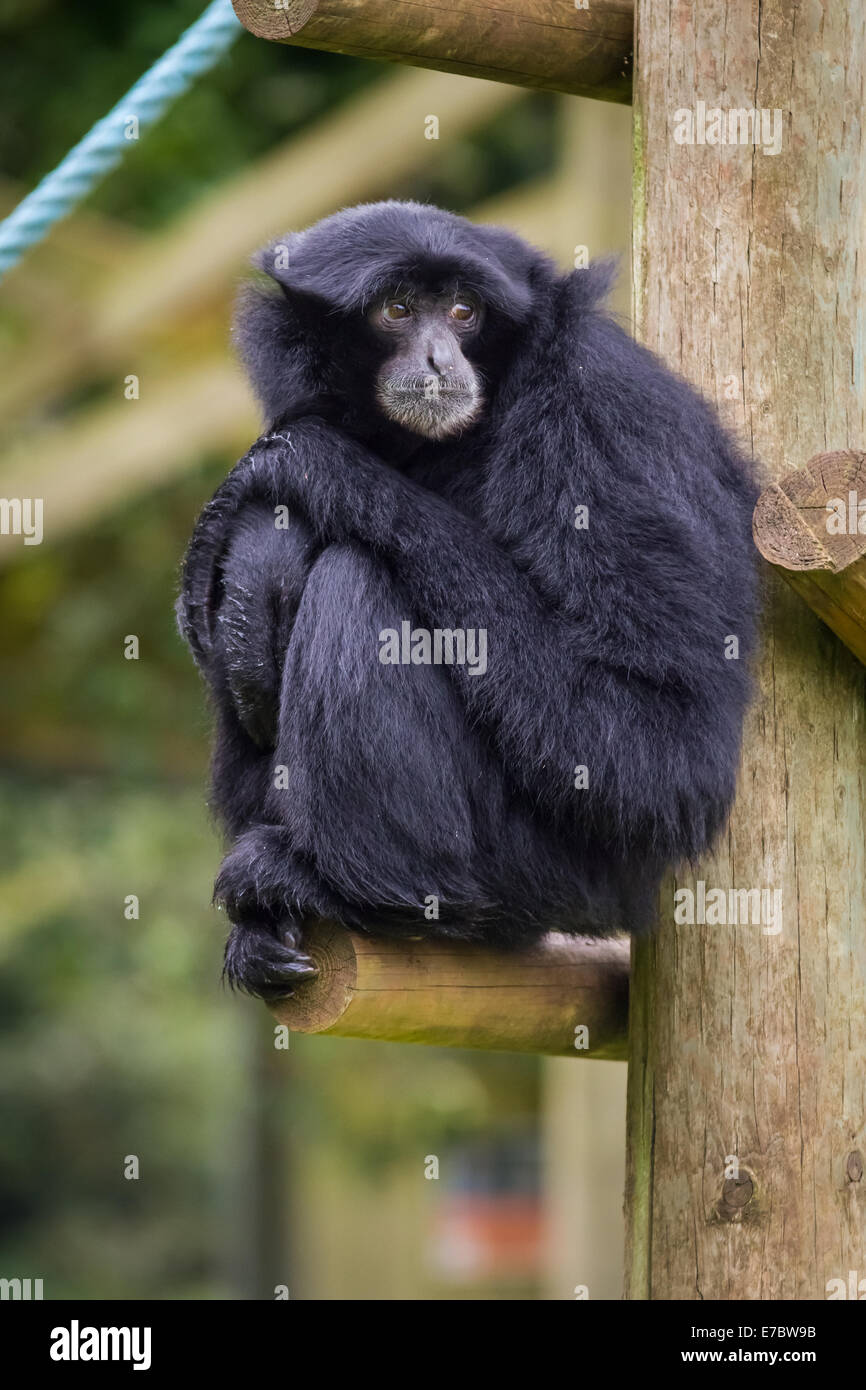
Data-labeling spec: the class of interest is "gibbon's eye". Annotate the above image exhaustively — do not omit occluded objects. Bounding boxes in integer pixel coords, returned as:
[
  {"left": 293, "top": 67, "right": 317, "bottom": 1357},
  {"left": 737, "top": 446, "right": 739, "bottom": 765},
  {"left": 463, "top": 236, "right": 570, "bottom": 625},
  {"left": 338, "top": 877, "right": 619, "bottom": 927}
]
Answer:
[
  {"left": 382, "top": 301, "right": 411, "bottom": 322},
  {"left": 450, "top": 301, "right": 476, "bottom": 323}
]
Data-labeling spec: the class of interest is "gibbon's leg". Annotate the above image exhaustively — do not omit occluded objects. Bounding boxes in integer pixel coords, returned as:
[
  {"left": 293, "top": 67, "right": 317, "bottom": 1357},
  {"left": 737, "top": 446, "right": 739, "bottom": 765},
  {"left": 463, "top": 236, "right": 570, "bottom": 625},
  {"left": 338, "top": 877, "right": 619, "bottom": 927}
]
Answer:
[
  {"left": 218, "top": 539, "right": 505, "bottom": 998},
  {"left": 210, "top": 502, "right": 324, "bottom": 997}
]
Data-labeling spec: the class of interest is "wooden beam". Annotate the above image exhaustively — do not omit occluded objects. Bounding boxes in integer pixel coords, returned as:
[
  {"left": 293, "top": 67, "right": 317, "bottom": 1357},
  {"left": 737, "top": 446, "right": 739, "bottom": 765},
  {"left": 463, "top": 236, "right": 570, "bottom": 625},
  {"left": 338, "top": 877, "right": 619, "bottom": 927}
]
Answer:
[
  {"left": 775, "top": 565, "right": 866, "bottom": 673},
  {"left": 0, "top": 178, "right": 143, "bottom": 360},
  {"left": 625, "top": 0, "right": 866, "bottom": 1300},
  {"left": 233, "top": 0, "right": 634, "bottom": 103},
  {"left": 753, "top": 451, "right": 866, "bottom": 667},
  {"left": 269, "top": 921, "right": 629, "bottom": 1058},
  {"left": 0, "top": 359, "right": 255, "bottom": 564},
  {"left": 0, "top": 176, "right": 141, "bottom": 278}
]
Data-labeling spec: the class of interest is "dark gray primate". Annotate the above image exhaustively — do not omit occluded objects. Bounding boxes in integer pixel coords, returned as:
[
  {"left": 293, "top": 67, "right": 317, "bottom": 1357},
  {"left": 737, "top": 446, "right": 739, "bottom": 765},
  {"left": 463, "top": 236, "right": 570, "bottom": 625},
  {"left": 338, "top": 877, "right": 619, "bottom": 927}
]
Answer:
[{"left": 178, "top": 201, "right": 758, "bottom": 1000}]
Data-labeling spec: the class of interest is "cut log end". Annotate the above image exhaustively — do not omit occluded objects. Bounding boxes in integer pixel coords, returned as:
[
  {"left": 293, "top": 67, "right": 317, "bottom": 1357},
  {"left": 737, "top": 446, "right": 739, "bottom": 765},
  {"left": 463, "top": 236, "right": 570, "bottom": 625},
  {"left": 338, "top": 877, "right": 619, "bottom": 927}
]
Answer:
[
  {"left": 269, "top": 921, "right": 630, "bottom": 1058},
  {"left": 272, "top": 918, "right": 357, "bottom": 1032},
  {"left": 234, "top": 0, "right": 320, "bottom": 41},
  {"left": 753, "top": 450, "right": 866, "bottom": 572},
  {"left": 752, "top": 450, "right": 866, "bottom": 669}
]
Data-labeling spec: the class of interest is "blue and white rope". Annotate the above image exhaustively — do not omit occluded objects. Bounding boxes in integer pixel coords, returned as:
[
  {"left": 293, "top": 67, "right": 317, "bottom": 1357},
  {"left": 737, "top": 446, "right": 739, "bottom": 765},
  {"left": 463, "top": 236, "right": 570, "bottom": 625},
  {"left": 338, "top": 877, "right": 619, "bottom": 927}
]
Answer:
[{"left": 0, "top": 0, "right": 243, "bottom": 280}]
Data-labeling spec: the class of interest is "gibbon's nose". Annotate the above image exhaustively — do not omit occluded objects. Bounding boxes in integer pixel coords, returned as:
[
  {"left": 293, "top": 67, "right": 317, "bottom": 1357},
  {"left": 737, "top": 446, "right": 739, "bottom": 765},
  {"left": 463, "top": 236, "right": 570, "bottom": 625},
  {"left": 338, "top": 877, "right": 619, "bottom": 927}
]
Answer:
[{"left": 426, "top": 333, "right": 457, "bottom": 376}]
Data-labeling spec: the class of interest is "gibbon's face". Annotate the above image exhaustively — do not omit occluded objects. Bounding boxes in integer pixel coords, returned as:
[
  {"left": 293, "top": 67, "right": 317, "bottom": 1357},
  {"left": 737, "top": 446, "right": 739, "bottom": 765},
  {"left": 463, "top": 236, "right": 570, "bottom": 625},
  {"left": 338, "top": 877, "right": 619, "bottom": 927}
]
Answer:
[{"left": 367, "top": 287, "right": 485, "bottom": 440}]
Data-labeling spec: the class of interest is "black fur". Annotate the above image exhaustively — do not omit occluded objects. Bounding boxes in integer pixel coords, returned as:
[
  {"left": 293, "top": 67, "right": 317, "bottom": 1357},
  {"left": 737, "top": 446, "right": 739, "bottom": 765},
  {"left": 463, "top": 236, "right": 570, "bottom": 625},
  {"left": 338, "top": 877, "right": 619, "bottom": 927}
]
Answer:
[{"left": 177, "top": 200, "right": 759, "bottom": 999}]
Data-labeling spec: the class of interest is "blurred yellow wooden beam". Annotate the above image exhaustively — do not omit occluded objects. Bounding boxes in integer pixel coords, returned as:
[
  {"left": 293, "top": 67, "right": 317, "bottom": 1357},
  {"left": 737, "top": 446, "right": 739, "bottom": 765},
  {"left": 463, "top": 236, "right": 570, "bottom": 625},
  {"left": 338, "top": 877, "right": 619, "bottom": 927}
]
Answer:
[{"left": 0, "top": 360, "right": 255, "bottom": 564}]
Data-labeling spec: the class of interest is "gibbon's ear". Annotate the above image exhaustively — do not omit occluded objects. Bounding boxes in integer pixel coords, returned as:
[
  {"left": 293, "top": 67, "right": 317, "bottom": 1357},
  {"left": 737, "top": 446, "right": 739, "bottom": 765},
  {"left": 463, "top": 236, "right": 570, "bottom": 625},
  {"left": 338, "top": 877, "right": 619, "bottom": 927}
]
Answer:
[
  {"left": 232, "top": 278, "right": 330, "bottom": 427},
  {"left": 253, "top": 238, "right": 338, "bottom": 320}
]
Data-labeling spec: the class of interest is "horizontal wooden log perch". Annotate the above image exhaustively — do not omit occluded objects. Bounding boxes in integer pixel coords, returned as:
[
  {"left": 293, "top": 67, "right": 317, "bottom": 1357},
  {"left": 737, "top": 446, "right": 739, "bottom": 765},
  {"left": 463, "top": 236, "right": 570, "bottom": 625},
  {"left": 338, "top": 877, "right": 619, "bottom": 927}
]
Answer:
[
  {"left": 753, "top": 450, "right": 866, "bottom": 668},
  {"left": 232, "top": 1, "right": 634, "bottom": 103},
  {"left": 269, "top": 920, "right": 630, "bottom": 1058}
]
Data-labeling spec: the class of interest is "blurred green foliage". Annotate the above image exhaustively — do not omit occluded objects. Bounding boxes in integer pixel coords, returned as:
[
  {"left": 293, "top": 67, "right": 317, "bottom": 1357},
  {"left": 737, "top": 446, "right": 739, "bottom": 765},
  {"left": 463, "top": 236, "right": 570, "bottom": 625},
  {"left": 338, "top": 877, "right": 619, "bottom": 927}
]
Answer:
[
  {"left": 0, "top": 0, "right": 556, "bottom": 226},
  {"left": 0, "top": 0, "right": 376, "bottom": 227}
]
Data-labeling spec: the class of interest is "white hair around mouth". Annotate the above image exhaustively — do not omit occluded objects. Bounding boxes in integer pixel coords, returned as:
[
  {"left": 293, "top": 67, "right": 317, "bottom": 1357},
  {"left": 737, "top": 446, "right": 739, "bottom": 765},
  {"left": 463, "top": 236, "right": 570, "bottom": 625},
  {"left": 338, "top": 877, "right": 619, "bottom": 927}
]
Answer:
[{"left": 376, "top": 372, "right": 483, "bottom": 439}]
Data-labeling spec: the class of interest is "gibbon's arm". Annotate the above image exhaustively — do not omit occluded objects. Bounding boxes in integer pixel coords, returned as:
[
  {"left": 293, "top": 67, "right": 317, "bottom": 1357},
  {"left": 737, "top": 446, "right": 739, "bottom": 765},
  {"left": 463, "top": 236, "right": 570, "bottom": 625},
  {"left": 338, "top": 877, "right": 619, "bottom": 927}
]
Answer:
[
  {"left": 178, "top": 489, "right": 319, "bottom": 748},
  {"left": 218, "top": 501, "right": 319, "bottom": 749},
  {"left": 230, "top": 413, "right": 754, "bottom": 862}
]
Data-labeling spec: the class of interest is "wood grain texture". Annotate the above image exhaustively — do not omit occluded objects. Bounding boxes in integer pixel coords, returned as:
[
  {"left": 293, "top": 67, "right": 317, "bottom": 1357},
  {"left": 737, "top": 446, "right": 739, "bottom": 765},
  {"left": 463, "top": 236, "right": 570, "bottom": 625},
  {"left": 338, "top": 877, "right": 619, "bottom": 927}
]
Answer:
[
  {"left": 625, "top": 1, "right": 866, "bottom": 1299},
  {"left": 270, "top": 921, "right": 630, "bottom": 1058},
  {"left": 232, "top": 0, "right": 634, "bottom": 102},
  {"left": 754, "top": 452, "right": 866, "bottom": 572},
  {"left": 753, "top": 452, "right": 866, "bottom": 667},
  {"left": 779, "top": 563, "right": 866, "bottom": 671}
]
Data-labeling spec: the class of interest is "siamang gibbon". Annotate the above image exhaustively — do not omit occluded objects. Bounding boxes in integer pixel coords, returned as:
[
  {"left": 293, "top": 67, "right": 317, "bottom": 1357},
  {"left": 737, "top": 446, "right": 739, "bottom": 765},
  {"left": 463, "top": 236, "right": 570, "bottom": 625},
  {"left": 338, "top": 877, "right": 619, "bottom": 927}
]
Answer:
[{"left": 178, "top": 200, "right": 758, "bottom": 1000}]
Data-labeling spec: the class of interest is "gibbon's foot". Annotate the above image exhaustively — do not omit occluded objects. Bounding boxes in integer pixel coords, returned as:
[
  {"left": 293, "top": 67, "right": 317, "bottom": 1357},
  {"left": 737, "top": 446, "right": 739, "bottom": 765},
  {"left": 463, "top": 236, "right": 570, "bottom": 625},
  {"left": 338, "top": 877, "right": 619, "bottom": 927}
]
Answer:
[
  {"left": 223, "top": 919, "right": 318, "bottom": 1002},
  {"left": 215, "top": 825, "right": 361, "bottom": 999}
]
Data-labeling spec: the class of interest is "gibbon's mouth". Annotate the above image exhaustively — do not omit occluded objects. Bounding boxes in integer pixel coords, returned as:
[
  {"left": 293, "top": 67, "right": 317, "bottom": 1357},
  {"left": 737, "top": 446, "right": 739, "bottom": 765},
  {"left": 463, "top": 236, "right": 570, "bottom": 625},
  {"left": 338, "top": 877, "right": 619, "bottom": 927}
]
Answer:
[{"left": 377, "top": 373, "right": 483, "bottom": 440}]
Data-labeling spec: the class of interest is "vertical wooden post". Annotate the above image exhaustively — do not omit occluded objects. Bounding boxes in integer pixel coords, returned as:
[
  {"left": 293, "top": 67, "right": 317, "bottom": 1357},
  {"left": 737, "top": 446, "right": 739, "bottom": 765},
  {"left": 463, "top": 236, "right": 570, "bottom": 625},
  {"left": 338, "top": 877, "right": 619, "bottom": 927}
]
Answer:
[{"left": 625, "top": 2, "right": 866, "bottom": 1298}]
